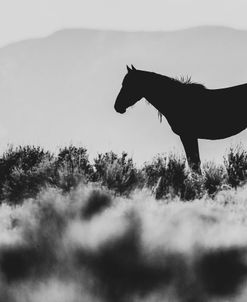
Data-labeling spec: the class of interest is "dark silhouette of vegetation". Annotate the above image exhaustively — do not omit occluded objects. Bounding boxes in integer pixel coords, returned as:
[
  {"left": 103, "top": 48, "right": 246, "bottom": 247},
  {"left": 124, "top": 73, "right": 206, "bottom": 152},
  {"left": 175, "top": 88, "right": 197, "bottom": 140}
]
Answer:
[
  {"left": 0, "top": 146, "right": 54, "bottom": 202},
  {"left": 93, "top": 151, "right": 141, "bottom": 195},
  {"left": 224, "top": 146, "right": 247, "bottom": 188},
  {"left": 54, "top": 146, "right": 94, "bottom": 192},
  {"left": 0, "top": 144, "right": 246, "bottom": 204},
  {"left": 142, "top": 154, "right": 187, "bottom": 199},
  {"left": 82, "top": 190, "right": 112, "bottom": 220},
  {"left": 203, "top": 162, "right": 227, "bottom": 196}
]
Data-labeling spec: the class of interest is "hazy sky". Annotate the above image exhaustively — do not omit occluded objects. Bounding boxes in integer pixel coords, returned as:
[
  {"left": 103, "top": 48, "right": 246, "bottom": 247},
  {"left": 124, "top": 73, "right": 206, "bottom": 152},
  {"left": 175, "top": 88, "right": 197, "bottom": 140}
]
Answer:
[
  {"left": 0, "top": 1, "right": 246, "bottom": 164},
  {"left": 1, "top": 0, "right": 247, "bottom": 46}
]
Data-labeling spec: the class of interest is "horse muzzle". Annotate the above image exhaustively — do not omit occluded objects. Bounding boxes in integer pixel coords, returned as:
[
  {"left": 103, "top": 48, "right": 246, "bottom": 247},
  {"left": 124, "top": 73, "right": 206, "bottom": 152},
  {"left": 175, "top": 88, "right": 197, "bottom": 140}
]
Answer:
[{"left": 114, "top": 105, "right": 126, "bottom": 114}]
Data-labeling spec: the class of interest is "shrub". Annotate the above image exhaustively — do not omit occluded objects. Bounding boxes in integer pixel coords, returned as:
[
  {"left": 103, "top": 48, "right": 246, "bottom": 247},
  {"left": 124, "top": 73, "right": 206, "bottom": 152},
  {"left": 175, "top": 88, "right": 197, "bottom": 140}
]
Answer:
[
  {"left": 2, "top": 144, "right": 247, "bottom": 204},
  {"left": 93, "top": 152, "right": 139, "bottom": 195},
  {"left": 224, "top": 146, "right": 247, "bottom": 188},
  {"left": 203, "top": 162, "right": 227, "bottom": 196},
  {"left": 143, "top": 154, "right": 187, "bottom": 199},
  {"left": 0, "top": 146, "right": 54, "bottom": 203},
  {"left": 183, "top": 171, "right": 205, "bottom": 200},
  {"left": 81, "top": 190, "right": 112, "bottom": 219},
  {"left": 142, "top": 155, "right": 167, "bottom": 189},
  {"left": 54, "top": 146, "right": 93, "bottom": 192}
]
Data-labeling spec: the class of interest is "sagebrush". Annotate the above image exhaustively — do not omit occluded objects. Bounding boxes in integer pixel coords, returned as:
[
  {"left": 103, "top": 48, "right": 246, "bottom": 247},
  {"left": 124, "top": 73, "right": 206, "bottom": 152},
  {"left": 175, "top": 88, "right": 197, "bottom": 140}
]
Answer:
[{"left": 0, "top": 144, "right": 246, "bottom": 204}]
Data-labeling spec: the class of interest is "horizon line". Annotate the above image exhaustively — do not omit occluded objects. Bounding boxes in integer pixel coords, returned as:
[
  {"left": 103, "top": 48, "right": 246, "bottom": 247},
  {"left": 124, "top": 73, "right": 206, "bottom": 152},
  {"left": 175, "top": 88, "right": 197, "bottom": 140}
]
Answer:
[{"left": 1, "top": 24, "right": 247, "bottom": 50}]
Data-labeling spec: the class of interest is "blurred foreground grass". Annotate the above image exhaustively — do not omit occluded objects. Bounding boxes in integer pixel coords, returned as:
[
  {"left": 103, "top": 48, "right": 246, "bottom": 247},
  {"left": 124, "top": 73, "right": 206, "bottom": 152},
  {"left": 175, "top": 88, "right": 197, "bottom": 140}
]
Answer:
[{"left": 1, "top": 146, "right": 247, "bottom": 301}]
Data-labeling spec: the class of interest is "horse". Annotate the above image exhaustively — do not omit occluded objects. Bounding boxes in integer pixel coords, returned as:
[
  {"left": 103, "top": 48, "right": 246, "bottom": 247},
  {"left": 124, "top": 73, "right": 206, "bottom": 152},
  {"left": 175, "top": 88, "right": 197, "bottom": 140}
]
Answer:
[{"left": 114, "top": 65, "right": 247, "bottom": 172}]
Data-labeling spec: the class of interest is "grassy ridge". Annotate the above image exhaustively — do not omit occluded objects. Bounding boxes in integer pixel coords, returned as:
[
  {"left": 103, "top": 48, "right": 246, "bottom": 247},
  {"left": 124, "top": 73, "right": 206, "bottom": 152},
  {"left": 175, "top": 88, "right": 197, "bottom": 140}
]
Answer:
[{"left": 0, "top": 145, "right": 246, "bottom": 204}]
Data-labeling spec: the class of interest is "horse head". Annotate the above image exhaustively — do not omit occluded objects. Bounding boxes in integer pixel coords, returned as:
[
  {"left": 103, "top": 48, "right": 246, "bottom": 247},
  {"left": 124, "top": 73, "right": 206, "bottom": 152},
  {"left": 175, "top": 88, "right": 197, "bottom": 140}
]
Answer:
[{"left": 114, "top": 65, "right": 144, "bottom": 114}]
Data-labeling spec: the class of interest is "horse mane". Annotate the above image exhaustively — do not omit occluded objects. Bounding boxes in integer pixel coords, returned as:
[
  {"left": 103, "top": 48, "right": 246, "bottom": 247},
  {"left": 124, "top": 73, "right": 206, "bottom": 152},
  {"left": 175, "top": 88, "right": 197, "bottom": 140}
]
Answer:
[
  {"left": 173, "top": 75, "right": 206, "bottom": 89},
  {"left": 135, "top": 70, "right": 206, "bottom": 123}
]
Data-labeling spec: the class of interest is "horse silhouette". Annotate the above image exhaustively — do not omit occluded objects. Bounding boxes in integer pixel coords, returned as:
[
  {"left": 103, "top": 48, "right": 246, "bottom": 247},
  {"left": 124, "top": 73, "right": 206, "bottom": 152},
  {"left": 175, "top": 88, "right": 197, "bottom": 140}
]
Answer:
[{"left": 114, "top": 65, "right": 247, "bottom": 171}]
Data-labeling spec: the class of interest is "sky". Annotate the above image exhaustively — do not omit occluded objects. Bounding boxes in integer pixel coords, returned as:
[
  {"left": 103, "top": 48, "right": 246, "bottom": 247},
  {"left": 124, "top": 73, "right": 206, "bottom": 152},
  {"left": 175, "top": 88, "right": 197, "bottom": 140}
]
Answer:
[
  {"left": 0, "top": 1, "right": 247, "bottom": 164},
  {"left": 1, "top": 0, "right": 247, "bottom": 47}
]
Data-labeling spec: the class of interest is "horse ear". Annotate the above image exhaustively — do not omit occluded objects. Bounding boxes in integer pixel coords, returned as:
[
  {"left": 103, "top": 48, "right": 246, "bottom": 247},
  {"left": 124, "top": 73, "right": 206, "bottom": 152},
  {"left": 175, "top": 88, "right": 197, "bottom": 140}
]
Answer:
[
  {"left": 127, "top": 65, "right": 131, "bottom": 72},
  {"left": 131, "top": 64, "right": 136, "bottom": 71}
]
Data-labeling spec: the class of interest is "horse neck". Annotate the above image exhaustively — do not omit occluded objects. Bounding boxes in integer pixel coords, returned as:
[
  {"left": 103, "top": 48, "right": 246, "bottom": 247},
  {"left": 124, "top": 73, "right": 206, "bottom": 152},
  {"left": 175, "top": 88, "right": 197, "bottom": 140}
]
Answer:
[{"left": 141, "top": 72, "right": 178, "bottom": 114}]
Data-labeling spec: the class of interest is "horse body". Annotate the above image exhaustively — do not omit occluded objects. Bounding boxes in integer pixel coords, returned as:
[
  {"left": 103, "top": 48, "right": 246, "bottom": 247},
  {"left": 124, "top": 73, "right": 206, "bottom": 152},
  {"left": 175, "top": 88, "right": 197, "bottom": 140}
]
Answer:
[
  {"left": 114, "top": 66, "right": 247, "bottom": 171},
  {"left": 199, "top": 85, "right": 247, "bottom": 139}
]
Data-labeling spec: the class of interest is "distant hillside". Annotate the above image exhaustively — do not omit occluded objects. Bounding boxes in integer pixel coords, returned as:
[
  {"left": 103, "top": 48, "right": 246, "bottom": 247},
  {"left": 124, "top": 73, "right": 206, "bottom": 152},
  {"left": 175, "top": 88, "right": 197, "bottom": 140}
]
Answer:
[{"left": 0, "top": 26, "right": 247, "bottom": 163}]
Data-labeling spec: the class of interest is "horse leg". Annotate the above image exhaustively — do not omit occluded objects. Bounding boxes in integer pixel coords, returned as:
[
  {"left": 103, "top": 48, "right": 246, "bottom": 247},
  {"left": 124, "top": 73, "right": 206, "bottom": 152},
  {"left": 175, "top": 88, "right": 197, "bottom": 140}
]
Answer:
[{"left": 180, "top": 135, "right": 201, "bottom": 173}]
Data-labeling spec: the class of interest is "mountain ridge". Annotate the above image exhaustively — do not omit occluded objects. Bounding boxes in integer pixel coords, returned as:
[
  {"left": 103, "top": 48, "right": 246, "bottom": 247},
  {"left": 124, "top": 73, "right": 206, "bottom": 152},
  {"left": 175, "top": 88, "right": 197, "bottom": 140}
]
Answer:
[
  {"left": 0, "top": 25, "right": 246, "bottom": 164},
  {"left": 1, "top": 25, "right": 246, "bottom": 50}
]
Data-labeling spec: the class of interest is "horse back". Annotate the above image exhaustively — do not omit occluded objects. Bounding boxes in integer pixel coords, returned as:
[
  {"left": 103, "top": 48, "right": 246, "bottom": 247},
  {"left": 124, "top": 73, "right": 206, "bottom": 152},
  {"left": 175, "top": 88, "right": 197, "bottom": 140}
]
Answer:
[{"left": 166, "top": 84, "right": 247, "bottom": 139}]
